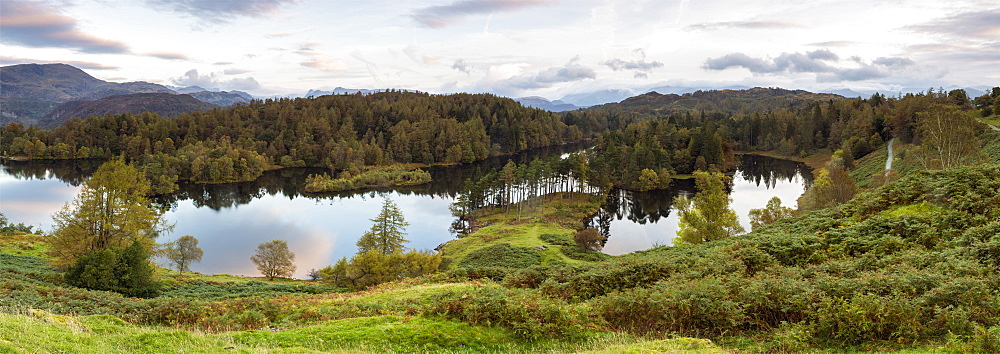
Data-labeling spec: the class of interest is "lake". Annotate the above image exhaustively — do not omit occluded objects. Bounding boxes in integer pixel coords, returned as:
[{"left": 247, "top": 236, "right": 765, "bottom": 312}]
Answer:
[{"left": 0, "top": 148, "right": 811, "bottom": 278}]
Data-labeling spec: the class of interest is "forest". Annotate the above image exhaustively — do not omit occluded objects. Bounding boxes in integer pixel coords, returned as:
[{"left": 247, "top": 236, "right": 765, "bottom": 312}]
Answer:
[
  {"left": 3, "top": 86, "right": 1000, "bottom": 352},
  {"left": 0, "top": 91, "right": 591, "bottom": 193}
]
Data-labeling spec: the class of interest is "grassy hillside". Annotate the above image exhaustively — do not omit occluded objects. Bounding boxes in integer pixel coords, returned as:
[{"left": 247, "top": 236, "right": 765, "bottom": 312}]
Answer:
[{"left": 4, "top": 133, "right": 1000, "bottom": 352}]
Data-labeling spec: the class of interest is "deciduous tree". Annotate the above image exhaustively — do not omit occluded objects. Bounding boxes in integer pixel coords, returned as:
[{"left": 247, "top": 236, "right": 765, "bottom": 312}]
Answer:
[
  {"left": 251, "top": 239, "right": 296, "bottom": 280},
  {"left": 49, "top": 158, "right": 172, "bottom": 268},
  {"left": 675, "top": 171, "right": 744, "bottom": 243},
  {"left": 748, "top": 196, "right": 795, "bottom": 230},
  {"left": 165, "top": 235, "right": 204, "bottom": 274}
]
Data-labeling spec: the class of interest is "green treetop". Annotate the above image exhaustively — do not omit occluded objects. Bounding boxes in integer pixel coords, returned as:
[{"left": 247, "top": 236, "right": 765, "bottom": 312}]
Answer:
[
  {"left": 675, "top": 171, "right": 745, "bottom": 244},
  {"left": 356, "top": 198, "right": 410, "bottom": 255}
]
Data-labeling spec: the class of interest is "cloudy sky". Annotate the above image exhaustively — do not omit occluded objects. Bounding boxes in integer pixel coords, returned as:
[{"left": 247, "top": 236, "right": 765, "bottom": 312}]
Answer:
[{"left": 1, "top": 0, "right": 997, "bottom": 99}]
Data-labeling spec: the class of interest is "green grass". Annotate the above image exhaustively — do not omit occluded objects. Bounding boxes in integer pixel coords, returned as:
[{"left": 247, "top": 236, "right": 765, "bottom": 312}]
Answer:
[
  {"left": 0, "top": 234, "right": 50, "bottom": 257},
  {"left": 440, "top": 192, "right": 605, "bottom": 267},
  {"left": 0, "top": 310, "right": 723, "bottom": 353}
]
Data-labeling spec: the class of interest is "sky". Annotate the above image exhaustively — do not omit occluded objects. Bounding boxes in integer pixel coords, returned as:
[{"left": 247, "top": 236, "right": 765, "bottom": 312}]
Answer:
[{"left": 1, "top": 0, "right": 998, "bottom": 99}]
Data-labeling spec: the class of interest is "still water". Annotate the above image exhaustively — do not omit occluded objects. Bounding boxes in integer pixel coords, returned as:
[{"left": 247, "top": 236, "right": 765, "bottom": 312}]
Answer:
[{"left": 0, "top": 148, "right": 810, "bottom": 277}]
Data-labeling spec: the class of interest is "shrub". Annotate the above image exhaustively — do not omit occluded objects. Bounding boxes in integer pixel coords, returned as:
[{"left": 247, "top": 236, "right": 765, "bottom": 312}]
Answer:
[
  {"left": 538, "top": 233, "right": 573, "bottom": 246},
  {"left": 593, "top": 277, "right": 745, "bottom": 336},
  {"left": 458, "top": 243, "right": 541, "bottom": 269},
  {"left": 426, "top": 286, "right": 592, "bottom": 339},
  {"left": 559, "top": 246, "right": 610, "bottom": 262}
]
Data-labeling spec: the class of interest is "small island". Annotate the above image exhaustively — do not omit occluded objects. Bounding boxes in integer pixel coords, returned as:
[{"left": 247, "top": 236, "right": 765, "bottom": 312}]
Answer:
[{"left": 303, "top": 165, "right": 432, "bottom": 193}]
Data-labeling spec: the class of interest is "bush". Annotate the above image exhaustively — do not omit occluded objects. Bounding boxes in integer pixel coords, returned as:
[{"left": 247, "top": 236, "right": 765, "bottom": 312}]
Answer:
[
  {"left": 458, "top": 243, "right": 541, "bottom": 269},
  {"left": 64, "top": 241, "right": 160, "bottom": 298},
  {"left": 538, "top": 233, "right": 573, "bottom": 246},
  {"left": 559, "top": 246, "right": 610, "bottom": 262},
  {"left": 426, "top": 286, "right": 592, "bottom": 339},
  {"left": 593, "top": 277, "right": 745, "bottom": 336}
]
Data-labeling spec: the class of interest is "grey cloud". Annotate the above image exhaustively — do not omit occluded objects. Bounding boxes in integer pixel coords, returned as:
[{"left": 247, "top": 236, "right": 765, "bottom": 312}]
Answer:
[
  {"left": 0, "top": 0, "right": 130, "bottom": 53},
  {"left": 908, "top": 9, "right": 1000, "bottom": 39},
  {"left": 0, "top": 56, "right": 120, "bottom": 70},
  {"left": 172, "top": 69, "right": 261, "bottom": 91},
  {"left": 213, "top": 62, "right": 234, "bottom": 65},
  {"left": 452, "top": 59, "right": 472, "bottom": 74},
  {"left": 807, "top": 40, "right": 856, "bottom": 47},
  {"left": 296, "top": 43, "right": 346, "bottom": 72},
  {"left": 601, "top": 58, "right": 664, "bottom": 72},
  {"left": 147, "top": 52, "right": 190, "bottom": 61},
  {"left": 686, "top": 20, "right": 803, "bottom": 31},
  {"left": 412, "top": 0, "right": 550, "bottom": 28},
  {"left": 704, "top": 50, "right": 915, "bottom": 82},
  {"left": 223, "top": 68, "right": 252, "bottom": 75},
  {"left": 500, "top": 57, "right": 595, "bottom": 90},
  {"left": 634, "top": 72, "right": 648, "bottom": 79},
  {"left": 147, "top": 0, "right": 298, "bottom": 23}
]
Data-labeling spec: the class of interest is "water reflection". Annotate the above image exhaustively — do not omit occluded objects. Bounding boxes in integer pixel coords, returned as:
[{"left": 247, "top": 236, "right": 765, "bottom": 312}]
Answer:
[
  {"left": 0, "top": 149, "right": 811, "bottom": 277},
  {"left": 596, "top": 154, "right": 812, "bottom": 255}
]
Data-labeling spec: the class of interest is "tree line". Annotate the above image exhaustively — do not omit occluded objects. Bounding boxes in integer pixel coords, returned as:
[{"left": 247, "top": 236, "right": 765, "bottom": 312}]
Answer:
[{"left": 0, "top": 91, "right": 594, "bottom": 193}]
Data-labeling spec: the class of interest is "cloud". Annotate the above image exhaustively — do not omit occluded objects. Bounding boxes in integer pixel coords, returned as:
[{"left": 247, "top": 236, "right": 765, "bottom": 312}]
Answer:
[
  {"left": 147, "top": 51, "right": 190, "bottom": 61},
  {"left": 601, "top": 58, "right": 663, "bottom": 72},
  {"left": 0, "top": 56, "right": 120, "bottom": 70},
  {"left": 402, "top": 45, "right": 439, "bottom": 65},
  {"left": 0, "top": 0, "right": 130, "bottom": 53},
  {"left": 685, "top": 20, "right": 803, "bottom": 31},
  {"left": 807, "top": 40, "right": 856, "bottom": 47},
  {"left": 601, "top": 48, "right": 663, "bottom": 79},
  {"left": 412, "top": 0, "right": 550, "bottom": 28},
  {"left": 496, "top": 56, "right": 595, "bottom": 90},
  {"left": 452, "top": 59, "right": 472, "bottom": 74},
  {"left": 703, "top": 50, "right": 916, "bottom": 82},
  {"left": 908, "top": 9, "right": 1000, "bottom": 40},
  {"left": 223, "top": 68, "right": 252, "bottom": 75},
  {"left": 213, "top": 61, "right": 233, "bottom": 65},
  {"left": 296, "top": 43, "right": 347, "bottom": 72},
  {"left": 171, "top": 69, "right": 261, "bottom": 91},
  {"left": 146, "top": 0, "right": 298, "bottom": 23}
]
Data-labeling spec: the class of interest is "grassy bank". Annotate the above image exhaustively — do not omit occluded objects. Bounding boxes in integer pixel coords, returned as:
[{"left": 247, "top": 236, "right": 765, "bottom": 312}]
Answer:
[{"left": 438, "top": 192, "right": 607, "bottom": 268}]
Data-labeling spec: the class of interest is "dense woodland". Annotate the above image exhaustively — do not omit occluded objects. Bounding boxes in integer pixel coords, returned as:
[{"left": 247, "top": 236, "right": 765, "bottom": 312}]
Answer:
[{"left": 0, "top": 91, "right": 593, "bottom": 193}]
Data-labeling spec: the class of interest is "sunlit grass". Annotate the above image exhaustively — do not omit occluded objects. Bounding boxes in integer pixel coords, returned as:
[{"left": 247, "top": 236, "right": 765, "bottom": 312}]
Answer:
[{"left": 440, "top": 192, "right": 603, "bottom": 267}]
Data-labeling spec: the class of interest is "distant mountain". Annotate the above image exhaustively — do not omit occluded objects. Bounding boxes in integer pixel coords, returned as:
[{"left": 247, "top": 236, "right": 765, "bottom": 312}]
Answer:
[
  {"left": 590, "top": 87, "right": 844, "bottom": 115},
  {"left": 186, "top": 91, "right": 252, "bottom": 106},
  {"left": 0, "top": 63, "right": 174, "bottom": 125},
  {"left": 39, "top": 93, "right": 217, "bottom": 128},
  {"left": 559, "top": 89, "right": 636, "bottom": 107},
  {"left": 514, "top": 96, "right": 581, "bottom": 112}
]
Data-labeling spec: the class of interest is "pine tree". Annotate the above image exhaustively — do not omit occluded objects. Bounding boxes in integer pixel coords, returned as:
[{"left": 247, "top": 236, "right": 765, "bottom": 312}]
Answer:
[
  {"left": 675, "top": 171, "right": 745, "bottom": 243},
  {"left": 356, "top": 198, "right": 409, "bottom": 255}
]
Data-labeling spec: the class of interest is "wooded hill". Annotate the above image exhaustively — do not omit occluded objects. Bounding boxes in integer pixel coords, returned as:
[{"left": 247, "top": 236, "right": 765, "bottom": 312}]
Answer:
[{"left": 0, "top": 91, "right": 590, "bottom": 192}]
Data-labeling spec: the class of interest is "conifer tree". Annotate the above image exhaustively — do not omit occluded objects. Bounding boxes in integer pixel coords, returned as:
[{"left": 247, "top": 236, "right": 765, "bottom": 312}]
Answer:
[{"left": 356, "top": 198, "right": 409, "bottom": 255}]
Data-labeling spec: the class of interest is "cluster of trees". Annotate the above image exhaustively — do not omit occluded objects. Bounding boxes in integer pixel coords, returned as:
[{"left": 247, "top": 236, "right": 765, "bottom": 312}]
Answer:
[
  {"left": 1, "top": 91, "right": 594, "bottom": 192},
  {"left": 587, "top": 119, "right": 734, "bottom": 190},
  {"left": 47, "top": 159, "right": 171, "bottom": 297},
  {"left": 972, "top": 87, "right": 1000, "bottom": 117},
  {"left": 304, "top": 165, "right": 431, "bottom": 193},
  {"left": 316, "top": 198, "right": 441, "bottom": 290},
  {"left": 450, "top": 155, "right": 596, "bottom": 234}
]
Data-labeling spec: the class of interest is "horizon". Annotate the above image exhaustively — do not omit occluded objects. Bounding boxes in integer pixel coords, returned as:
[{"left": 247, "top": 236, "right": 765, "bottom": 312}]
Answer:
[{"left": 1, "top": 0, "right": 997, "bottom": 101}]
